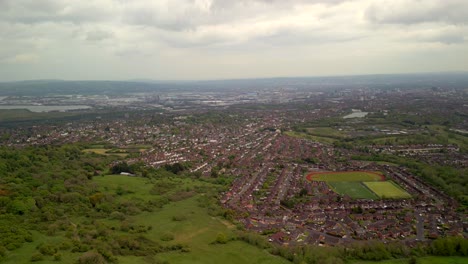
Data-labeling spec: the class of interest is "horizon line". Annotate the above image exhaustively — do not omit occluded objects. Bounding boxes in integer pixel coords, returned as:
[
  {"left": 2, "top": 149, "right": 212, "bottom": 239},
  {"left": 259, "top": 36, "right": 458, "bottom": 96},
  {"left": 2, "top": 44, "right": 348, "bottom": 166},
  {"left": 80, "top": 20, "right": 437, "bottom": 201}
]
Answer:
[{"left": 1, "top": 70, "right": 468, "bottom": 83}]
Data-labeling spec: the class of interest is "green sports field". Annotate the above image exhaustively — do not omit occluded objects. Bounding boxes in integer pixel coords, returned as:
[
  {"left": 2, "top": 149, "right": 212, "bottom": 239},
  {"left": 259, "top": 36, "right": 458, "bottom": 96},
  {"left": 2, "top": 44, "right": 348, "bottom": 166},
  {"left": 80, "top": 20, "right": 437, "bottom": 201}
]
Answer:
[
  {"left": 306, "top": 171, "right": 411, "bottom": 200},
  {"left": 306, "top": 171, "right": 384, "bottom": 182},
  {"left": 328, "top": 182, "right": 379, "bottom": 199},
  {"left": 363, "top": 181, "right": 412, "bottom": 199}
]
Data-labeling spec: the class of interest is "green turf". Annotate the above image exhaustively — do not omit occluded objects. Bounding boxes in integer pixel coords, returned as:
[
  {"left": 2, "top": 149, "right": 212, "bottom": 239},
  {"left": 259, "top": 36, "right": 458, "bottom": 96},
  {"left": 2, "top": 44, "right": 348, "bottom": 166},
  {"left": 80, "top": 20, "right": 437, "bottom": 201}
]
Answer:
[
  {"left": 328, "top": 182, "right": 379, "bottom": 200},
  {"left": 363, "top": 181, "right": 411, "bottom": 199},
  {"left": 309, "top": 171, "right": 383, "bottom": 182}
]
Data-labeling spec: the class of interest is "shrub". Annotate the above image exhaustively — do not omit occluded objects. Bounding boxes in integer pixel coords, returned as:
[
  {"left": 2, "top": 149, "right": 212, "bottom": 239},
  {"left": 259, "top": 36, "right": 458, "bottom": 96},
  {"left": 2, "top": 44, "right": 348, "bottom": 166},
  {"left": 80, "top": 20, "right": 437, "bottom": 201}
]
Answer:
[
  {"left": 0, "top": 246, "right": 6, "bottom": 257},
  {"left": 110, "top": 211, "right": 126, "bottom": 220},
  {"left": 214, "top": 233, "right": 228, "bottom": 244},
  {"left": 171, "top": 214, "right": 187, "bottom": 221},
  {"left": 30, "top": 252, "right": 43, "bottom": 262},
  {"left": 78, "top": 251, "right": 106, "bottom": 264},
  {"left": 160, "top": 233, "right": 175, "bottom": 242},
  {"left": 37, "top": 242, "right": 57, "bottom": 255},
  {"left": 59, "top": 241, "right": 72, "bottom": 250}
]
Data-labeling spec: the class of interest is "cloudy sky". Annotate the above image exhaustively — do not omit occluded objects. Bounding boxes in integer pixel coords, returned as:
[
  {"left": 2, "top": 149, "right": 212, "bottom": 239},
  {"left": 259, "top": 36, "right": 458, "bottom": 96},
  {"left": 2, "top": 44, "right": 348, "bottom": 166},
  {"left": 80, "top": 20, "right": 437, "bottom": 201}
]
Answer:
[{"left": 1, "top": 0, "right": 467, "bottom": 81}]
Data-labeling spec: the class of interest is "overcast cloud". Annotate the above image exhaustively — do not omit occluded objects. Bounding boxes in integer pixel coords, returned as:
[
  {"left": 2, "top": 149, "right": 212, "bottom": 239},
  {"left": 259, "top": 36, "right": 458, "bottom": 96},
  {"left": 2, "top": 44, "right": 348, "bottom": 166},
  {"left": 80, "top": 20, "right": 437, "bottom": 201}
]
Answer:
[{"left": 0, "top": 0, "right": 467, "bottom": 81}]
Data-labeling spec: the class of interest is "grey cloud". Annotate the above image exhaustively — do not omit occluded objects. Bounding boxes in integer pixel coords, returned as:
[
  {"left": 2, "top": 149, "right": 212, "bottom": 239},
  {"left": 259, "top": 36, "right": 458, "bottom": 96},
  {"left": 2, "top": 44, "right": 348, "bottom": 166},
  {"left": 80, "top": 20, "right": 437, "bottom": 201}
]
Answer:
[
  {"left": 365, "top": 0, "right": 468, "bottom": 25},
  {"left": 430, "top": 34, "right": 465, "bottom": 44},
  {"left": 211, "top": 0, "right": 349, "bottom": 9},
  {"left": 254, "top": 27, "right": 365, "bottom": 46},
  {"left": 0, "top": 0, "right": 113, "bottom": 24},
  {"left": 1, "top": 0, "right": 467, "bottom": 81},
  {"left": 124, "top": 8, "right": 196, "bottom": 31},
  {"left": 413, "top": 29, "right": 467, "bottom": 44},
  {"left": 86, "top": 30, "right": 114, "bottom": 42},
  {"left": 124, "top": 0, "right": 351, "bottom": 32}
]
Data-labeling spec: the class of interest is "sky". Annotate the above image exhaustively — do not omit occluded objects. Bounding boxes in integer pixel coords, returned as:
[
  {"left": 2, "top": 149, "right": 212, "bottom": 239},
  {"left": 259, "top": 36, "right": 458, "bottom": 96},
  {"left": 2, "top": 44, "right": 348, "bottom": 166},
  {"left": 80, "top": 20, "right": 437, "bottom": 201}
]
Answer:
[{"left": 1, "top": 0, "right": 467, "bottom": 81}]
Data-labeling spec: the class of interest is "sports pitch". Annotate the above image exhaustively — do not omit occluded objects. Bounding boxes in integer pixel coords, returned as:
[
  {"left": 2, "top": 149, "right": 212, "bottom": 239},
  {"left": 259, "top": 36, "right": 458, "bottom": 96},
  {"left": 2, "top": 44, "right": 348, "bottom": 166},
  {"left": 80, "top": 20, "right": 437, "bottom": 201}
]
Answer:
[
  {"left": 306, "top": 171, "right": 411, "bottom": 200},
  {"left": 328, "top": 182, "right": 379, "bottom": 200},
  {"left": 306, "top": 171, "right": 385, "bottom": 182},
  {"left": 363, "top": 181, "right": 412, "bottom": 199}
]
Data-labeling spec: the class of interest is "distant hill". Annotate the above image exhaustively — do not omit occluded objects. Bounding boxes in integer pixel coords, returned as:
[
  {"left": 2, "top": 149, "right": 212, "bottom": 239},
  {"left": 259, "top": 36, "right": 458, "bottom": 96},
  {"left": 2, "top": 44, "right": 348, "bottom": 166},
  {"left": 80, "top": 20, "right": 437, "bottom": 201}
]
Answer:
[
  {"left": 1, "top": 72, "right": 467, "bottom": 96},
  {"left": 0, "top": 80, "right": 187, "bottom": 96}
]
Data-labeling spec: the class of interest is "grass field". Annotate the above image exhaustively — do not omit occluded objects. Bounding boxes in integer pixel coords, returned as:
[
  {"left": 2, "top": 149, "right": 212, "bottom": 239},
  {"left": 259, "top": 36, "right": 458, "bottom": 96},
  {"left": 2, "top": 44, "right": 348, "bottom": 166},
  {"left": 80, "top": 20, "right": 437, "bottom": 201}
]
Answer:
[
  {"left": 328, "top": 182, "right": 379, "bottom": 199},
  {"left": 364, "top": 181, "right": 412, "bottom": 199},
  {"left": 284, "top": 131, "right": 337, "bottom": 144},
  {"left": 351, "top": 256, "right": 468, "bottom": 264},
  {"left": 306, "top": 127, "right": 347, "bottom": 138},
  {"left": 132, "top": 197, "right": 288, "bottom": 264},
  {"left": 83, "top": 145, "right": 150, "bottom": 157},
  {"left": 101, "top": 176, "right": 289, "bottom": 264},
  {"left": 93, "top": 174, "right": 155, "bottom": 200},
  {"left": 306, "top": 171, "right": 385, "bottom": 182},
  {"left": 3, "top": 175, "right": 290, "bottom": 264},
  {"left": 82, "top": 148, "right": 129, "bottom": 157}
]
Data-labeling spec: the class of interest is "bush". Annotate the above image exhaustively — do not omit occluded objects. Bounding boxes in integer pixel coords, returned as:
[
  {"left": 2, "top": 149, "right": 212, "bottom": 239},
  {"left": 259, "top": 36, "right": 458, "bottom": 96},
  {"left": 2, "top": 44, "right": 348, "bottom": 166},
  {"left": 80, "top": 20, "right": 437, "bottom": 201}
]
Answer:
[
  {"left": 37, "top": 242, "right": 57, "bottom": 255},
  {"left": 53, "top": 253, "right": 62, "bottom": 261},
  {"left": 120, "top": 221, "right": 131, "bottom": 232},
  {"left": 110, "top": 211, "right": 126, "bottom": 220},
  {"left": 171, "top": 214, "right": 187, "bottom": 221},
  {"left": 160, "top": 233, "right": 175, "bottom": 242},
  {"left": 214, "top": 233, "right": 228, "bottom": 244},
  {"left": 59, "top": 241, "right": 72, "bottom": 250},
  {"left": 30, "top": 252, "right": 44, "bottom": 262},
  {"left": 78, "top": 251, "right": 106, "bottom": 264}
]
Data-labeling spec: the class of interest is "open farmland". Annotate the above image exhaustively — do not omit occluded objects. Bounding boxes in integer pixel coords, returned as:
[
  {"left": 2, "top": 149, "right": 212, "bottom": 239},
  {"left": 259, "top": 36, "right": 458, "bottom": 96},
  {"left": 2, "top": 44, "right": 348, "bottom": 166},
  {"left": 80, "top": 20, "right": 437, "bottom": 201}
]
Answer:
[
  {"left": 364, "top": 181, "right": 412, "bottom": 199},
  {"left": 306, "top": 171, "right": 385, "bottom": 182},
  {"left": 328, "top": 182, "right": 378, "bottom": 200}
]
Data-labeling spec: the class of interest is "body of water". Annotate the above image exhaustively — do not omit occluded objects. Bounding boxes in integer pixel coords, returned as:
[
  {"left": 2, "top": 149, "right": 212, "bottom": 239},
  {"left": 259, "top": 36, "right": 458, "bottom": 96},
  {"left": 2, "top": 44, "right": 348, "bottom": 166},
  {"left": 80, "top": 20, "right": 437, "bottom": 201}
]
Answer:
[{"left": 0, "top": 105, "right": 92, "bottom": 112}]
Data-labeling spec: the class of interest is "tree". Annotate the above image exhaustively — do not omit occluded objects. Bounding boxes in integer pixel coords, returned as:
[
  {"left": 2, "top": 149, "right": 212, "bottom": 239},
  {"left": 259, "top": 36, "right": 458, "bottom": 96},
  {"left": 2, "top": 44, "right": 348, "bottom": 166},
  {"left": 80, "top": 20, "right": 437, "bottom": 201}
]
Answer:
[
  {"left": 215, "top": 233, "right": 228, "bottom": 244},
  {"left": 210, "top": 167, "right": 219, "bottom": 178},
  {"left": 111, "top": 162, "right": 131, "bottom": 174},
  {"left": 299, "top": 188, "right": 308, "bottom": 197}
]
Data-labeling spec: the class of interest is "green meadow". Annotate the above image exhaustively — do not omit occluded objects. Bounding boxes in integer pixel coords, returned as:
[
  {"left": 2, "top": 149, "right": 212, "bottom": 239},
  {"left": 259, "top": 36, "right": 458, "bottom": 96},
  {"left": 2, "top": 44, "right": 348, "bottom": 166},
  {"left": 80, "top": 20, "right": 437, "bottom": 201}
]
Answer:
[{"left": 2, "top": 173, "right": 289, "bottom": 264}]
